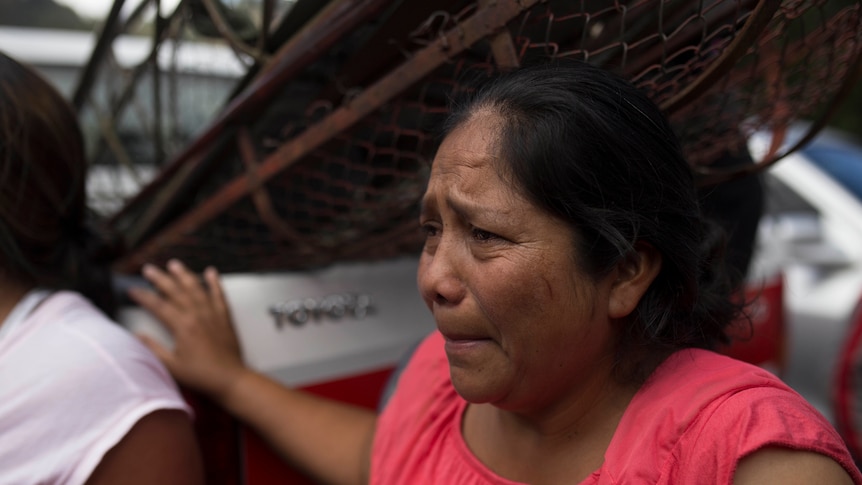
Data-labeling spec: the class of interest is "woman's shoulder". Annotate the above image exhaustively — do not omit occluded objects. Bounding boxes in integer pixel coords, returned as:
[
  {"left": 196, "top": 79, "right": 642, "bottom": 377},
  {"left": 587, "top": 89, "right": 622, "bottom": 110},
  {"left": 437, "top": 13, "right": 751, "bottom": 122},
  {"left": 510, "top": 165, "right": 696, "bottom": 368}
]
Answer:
[
  {"left": 0, "top": 291, "right": 193, "bottom": 485},
  {"left": 33, "top": 291, "right": 149, "bottom": 349},
  {"left": 602, "top": 348, "right": 859, "bottom": 483},
  {"left": 613, "top": 348, "right": 797, "bottom": 428},
  {"left": 632, "top": 348, "right": 829, "bottom": 440},
  {"left": 651, "top": 347, "right": 789, "bottom": 390},
  {"left": 4, "top": 290, "right": 186, "bottom": 400}
]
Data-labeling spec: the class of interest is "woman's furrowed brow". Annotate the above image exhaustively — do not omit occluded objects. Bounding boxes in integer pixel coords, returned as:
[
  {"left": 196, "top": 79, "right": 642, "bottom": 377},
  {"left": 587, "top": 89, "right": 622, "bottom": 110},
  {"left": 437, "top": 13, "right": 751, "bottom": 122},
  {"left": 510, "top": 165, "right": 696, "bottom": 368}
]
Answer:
[
  {"left": 421, "top": 185, "right": 513, "bottom": 222},
  {"left": 419, "top": 194, "right": 437, "bottom": 218}
]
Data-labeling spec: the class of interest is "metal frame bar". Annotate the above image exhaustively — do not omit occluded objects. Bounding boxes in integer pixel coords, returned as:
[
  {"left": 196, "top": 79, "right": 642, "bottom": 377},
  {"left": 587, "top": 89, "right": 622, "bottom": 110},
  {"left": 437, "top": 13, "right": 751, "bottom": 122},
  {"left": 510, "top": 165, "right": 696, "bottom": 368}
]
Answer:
[
  {"left": 115, "top": 0, "right": 541, "bottom": 272},
  {"left": 109, "top": 0, "right": 396, "bottom": 227}
]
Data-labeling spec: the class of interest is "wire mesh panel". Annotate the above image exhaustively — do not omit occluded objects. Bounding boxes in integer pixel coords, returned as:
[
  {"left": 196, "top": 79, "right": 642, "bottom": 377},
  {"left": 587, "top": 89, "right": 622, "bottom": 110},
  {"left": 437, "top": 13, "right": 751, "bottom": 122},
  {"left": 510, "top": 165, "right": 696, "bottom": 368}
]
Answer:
[
  {"left": 74, "top": 0, "right": 861, "bottom": 274},
  {"left": 77, "top": 0, "right": 254, "bottom": 217}
]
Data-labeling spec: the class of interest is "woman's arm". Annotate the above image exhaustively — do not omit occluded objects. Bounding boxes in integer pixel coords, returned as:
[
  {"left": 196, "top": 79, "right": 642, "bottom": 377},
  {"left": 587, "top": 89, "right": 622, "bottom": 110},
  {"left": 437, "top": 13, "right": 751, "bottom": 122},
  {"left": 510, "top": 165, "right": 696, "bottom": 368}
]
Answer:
[
  {"left": 85, "top": 410, "right": 204, "bottom": 485},
  {"left": 221, "top": 368, "right": 377, "bottom": 485},
  {"left": 734, "top": 447, "right": 855, "bottom": 484},
  {"left": 129, "top": 260, "right": 376, "bottom": 485}
]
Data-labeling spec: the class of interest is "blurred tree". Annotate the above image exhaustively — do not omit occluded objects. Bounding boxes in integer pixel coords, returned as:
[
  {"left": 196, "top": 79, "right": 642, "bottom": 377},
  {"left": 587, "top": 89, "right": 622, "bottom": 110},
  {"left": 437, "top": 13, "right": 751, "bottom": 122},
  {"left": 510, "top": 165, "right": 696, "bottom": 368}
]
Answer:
[{"left": 0, "top": 0, "right": 92, "bottom": 30}]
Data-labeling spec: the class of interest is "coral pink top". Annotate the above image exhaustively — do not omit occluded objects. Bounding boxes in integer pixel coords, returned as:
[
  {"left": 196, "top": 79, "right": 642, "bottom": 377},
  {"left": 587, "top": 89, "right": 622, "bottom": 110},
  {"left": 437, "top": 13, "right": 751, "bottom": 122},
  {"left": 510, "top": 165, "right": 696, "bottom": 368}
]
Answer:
[{"left": 371, "top": 331, "right": 862, "bottom": 484}]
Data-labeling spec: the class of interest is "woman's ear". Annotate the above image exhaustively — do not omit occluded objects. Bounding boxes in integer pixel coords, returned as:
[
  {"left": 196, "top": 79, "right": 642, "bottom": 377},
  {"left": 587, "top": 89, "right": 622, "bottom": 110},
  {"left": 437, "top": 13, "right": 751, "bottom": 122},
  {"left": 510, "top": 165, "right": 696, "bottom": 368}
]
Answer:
[{"left": 608, "top": 242, "right": 662, "bottom": 319}]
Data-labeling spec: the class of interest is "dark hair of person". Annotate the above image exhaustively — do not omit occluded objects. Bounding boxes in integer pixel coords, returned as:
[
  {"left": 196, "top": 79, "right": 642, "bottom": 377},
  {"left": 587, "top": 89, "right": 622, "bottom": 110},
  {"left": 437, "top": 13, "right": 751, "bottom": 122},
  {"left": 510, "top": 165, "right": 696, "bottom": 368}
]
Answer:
[
  {"left": 442, "top": 59, "right": 742, "bottom": 384},
  {"left": 0, "top": 52, "right": 116, "bottom": 317}
]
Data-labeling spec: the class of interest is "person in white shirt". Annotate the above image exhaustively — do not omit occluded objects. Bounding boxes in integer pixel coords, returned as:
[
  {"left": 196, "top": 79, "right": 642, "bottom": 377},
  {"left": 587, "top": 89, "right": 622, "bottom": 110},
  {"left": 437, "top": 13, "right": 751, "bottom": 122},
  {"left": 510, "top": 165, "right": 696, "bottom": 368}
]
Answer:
[{"left": 0, "top": 51, "right": 204, "bottom": 485}]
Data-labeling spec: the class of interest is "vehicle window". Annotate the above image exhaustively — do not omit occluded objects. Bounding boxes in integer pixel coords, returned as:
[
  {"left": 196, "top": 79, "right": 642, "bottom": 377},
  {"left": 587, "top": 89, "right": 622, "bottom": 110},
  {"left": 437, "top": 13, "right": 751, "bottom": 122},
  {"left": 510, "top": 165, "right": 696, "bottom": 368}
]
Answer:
[
  {"left": 762, "top": 174, "right": 818, "bottom": 216},
  {"left": 802, "top": 146, "right": 862, "bottom": 203}
]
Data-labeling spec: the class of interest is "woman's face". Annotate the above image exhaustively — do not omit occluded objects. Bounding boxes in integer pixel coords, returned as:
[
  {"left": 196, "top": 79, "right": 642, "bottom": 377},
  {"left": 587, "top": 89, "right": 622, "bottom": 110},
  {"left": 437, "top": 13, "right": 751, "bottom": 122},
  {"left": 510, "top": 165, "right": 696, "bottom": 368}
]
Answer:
[{"left": 417, "top": 110, "right": 623, "bottom": 413}]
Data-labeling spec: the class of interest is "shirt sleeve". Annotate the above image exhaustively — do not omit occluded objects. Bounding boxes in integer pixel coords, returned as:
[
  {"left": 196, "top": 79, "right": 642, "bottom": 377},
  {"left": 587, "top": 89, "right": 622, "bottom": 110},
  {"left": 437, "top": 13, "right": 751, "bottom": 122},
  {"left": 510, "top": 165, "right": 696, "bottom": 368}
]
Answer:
[
  {"left": 674, "top": 386, "right": 862, "bottom": 483},
  {"left": 60, "top": 302, "right": 193, "bottom": 485}
]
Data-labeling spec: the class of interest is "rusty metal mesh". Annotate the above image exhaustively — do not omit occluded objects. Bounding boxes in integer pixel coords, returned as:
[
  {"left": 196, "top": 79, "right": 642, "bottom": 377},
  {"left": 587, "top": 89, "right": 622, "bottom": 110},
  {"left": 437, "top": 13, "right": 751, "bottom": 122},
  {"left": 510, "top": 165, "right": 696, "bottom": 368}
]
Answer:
[
  {"left": 77, "top": 0, "right": 251, "bottom": 216},
  {"left": 77, "top": 0, "right": 862, "bottom": 274}
]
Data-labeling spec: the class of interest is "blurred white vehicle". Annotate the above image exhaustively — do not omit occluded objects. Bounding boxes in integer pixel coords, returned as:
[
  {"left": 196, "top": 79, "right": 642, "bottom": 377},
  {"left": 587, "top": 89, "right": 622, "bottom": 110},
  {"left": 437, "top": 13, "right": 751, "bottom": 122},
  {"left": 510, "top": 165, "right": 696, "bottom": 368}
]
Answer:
[{"left": 748, "top": 124, "right": 862, "bottom": 422}]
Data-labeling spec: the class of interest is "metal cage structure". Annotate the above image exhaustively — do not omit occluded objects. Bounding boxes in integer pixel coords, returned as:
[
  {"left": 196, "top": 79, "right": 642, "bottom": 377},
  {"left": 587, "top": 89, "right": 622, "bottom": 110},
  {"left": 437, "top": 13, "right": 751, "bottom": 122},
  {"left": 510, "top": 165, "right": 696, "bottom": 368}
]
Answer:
[{"left": 73, "top": 0, "right": 862, "bottom": 274}]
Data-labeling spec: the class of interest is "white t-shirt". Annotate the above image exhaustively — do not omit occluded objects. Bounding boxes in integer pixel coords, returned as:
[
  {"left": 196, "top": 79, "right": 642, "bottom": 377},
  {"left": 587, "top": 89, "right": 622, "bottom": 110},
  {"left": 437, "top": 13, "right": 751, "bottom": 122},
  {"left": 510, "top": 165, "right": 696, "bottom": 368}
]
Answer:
[{"left": 0, "top": 290, "right": 192, "bottom": 485}]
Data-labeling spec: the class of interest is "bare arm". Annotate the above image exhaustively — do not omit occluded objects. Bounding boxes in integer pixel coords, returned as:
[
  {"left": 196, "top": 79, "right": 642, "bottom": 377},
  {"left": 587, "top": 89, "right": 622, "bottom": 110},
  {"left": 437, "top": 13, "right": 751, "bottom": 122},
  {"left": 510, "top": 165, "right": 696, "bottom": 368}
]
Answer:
[
  {"left": 734, "top": 447, "right": 855, "bottom": 485},
  {"left": 85, "top": 410, "right": 204, "bottom": 485},
  {"left": 129, "top": 260, "right": 376, "bottom": 485},
  {"left": 222, "top": 369, "right": 377, "bottom": 484}
]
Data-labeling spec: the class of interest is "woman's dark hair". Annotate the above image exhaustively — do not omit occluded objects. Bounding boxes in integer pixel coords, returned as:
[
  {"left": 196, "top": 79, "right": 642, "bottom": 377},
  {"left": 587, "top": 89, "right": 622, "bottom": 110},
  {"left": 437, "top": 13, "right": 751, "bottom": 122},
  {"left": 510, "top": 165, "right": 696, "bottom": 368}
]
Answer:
[
  {"left": 0, "top": 52, "right": 116, "bottom": 317},
  {"left": 443, "top": 60, "right": 741, "bottom": 383}
]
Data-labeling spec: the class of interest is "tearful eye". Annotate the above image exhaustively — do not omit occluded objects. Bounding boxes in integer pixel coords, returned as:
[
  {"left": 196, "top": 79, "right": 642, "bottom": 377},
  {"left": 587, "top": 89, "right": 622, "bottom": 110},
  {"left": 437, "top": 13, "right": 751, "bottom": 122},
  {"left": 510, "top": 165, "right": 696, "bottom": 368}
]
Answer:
[
  {"left": 421, "top": 223, "right": 439, "bottom": 238},
  {"left": 472, "top": 228, "right": 497, "bottom": 241}
]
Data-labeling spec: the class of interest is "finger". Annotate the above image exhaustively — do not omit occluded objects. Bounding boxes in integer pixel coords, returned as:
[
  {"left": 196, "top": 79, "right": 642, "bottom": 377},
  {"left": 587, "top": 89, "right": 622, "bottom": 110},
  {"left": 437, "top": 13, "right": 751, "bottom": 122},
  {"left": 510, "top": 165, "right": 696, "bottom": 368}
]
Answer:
[
  {"left": 127, "top": 287, "right": 186, "bottom": 334},
  {"left": 204, "top": 266, "right": 230, "bottom": 322},
  {"left": 141, "top": 263, "right": 181, "bottom": 301},
  {"left": 167, "top": 259, "right": 209, "bottom": 309},
  {"left": 166, "top": 259, "right": 204, "bottom": 292}
]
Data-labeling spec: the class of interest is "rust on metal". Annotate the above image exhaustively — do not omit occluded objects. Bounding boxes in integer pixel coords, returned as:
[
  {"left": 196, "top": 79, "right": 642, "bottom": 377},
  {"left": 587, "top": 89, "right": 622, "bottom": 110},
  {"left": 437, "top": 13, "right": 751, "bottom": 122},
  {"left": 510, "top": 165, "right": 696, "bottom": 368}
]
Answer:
[
  {"left": 660, "top": 0, "right": 783, "bottom": 114},
  {"left": 479, "top": 0, "right": 521, "bottom": 71},
  {"left": 115, "top": 0, "right": 541, "bottom": 271},
  {"left": 109, "top": 0, "right": 396, "bottom": 225},
  {"left": 70, "top": 0, "right": 862, "bottom": 273},
  {"left": 238, "top": 128, "right": 313, "bottom": 248}
]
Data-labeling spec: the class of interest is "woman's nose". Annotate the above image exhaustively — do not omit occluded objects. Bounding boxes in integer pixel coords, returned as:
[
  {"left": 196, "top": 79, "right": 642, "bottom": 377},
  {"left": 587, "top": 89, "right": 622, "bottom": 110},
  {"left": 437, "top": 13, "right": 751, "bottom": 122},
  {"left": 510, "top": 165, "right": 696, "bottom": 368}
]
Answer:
[{"left": 417, "top": 239, "right": 466, "bottom": 307}]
